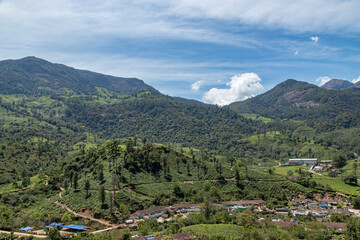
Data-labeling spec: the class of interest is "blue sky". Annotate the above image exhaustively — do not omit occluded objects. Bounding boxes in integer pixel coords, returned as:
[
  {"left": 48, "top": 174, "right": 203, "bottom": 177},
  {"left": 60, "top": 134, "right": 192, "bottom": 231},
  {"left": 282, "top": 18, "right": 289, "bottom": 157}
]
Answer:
[{"left": 1, "top": 0, "right": 360, "bottom": 105}]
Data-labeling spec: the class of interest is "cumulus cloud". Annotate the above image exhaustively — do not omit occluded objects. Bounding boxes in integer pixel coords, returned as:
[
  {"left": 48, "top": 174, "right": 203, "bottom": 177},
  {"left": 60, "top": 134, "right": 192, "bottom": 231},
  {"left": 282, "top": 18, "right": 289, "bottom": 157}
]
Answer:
[
  {"left": 202, "top": 73, "right": 264, "bottom": 106},
  {"left": 311, "top": 36, "right": 320, "bottom": 43},
  {"left": 316, "top": 76, "right": 331, "bottom": 86},
  {"left": 352, "top": 76, "right": 360, "bottom": 83},
  {"left": 191, "top": 80, "right": 205, "bottom": 91}
]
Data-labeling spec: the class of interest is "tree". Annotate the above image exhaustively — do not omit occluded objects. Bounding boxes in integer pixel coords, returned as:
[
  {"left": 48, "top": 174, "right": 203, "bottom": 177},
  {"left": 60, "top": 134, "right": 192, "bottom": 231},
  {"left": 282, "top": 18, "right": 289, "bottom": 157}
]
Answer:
[
  {"left": 122, "top": 229, "right": 131, "bottom": 240},
  {"left": 22, "top": 177, "right": 30, "bottom": 188},
  {"left": 346, "top": 218, "right": 360, "bottom": 240},
  {"left": 63, "top": 179, "right": 68, "bottom": 194},
  {"left": 344, "top": 175, "right": 357, "bottom": 185},
  {"left": 201, "top": 198, "right": 212, "bottom": 220},
  {"left": 61, "top": 213, "right": 72, "bottom": 223},
  {"left": 173, "top": 183, "right": 184, "bottom": 198},
  {"left": 333, "top": 152, "right": 347, "bottom": 168},
  {"left": 234, "top": 165, "right": 243, "bottom": 189},
  {"left": 84, "top": 180, "right": 90, "bottom": 198},
  {"left": 354, "top": 163, "right": 358, "bottom": 178},
  {"left": 48, "top": 228, "right": 61, "bottom": 240},
  {"left": 352, "top": 197, "right": 360, "bottom": 209},
  {"left": 109, "top": 193, "right": 113, "bottom": 214},
  {"left": 229, "top": 156, "right": 235, "bottom": 167},
  {"left": 119, "top": 204, "right": 130, "bottom": 219},
  {"left": 73, "top": 173, "right": 78, "bottom": 190},
  {"left": 100, "top": 186, "right": 105, "bottom": 205}
]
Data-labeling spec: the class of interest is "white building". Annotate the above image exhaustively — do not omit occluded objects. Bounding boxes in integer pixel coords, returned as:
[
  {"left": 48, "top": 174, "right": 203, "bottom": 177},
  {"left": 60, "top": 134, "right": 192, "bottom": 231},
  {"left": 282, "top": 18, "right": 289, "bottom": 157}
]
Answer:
[{"left": 289, "top": 158, "right": 318, "bottom": 166}]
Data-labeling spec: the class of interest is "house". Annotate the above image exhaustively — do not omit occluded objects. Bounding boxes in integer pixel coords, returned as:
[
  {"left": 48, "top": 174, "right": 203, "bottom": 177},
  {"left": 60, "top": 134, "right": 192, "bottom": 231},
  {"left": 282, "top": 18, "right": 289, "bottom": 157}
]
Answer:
[
  {"left": 289, "top": 158, "right": 318, "bottom": 166},
  {"left": 321, "top": 222, "right": 347, "bottom": 231},
  {"left": 291, "top": 198, "right": 313, "bottom": 205},
  {"left": 314, "top": 166, "right": 324, "bottom": 171},
  {"left": 171, "top": 204, "right": 201, "bottom": 213},
  {"left": 130, "top": 206, "right": 166, "bottom": 219},
  {"left": 319, "top": 160, "right": 332, "bottom": 165},
  {"left": 320, "top": 199, "right": 338, "bottom": 207},
  {"left": 222, "top": 200, "right": 265, "bottom": 207}
]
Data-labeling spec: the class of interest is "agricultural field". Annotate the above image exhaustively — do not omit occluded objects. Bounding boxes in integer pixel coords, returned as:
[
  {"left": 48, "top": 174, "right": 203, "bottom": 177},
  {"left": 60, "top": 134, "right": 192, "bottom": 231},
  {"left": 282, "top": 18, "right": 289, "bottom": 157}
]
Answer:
[
  {"left": 183, "top": 224, "right": 244, "bottom": 239},
  {"left": 274, "top": 166, "right": 308, "bottom": 177},
  {"left": 311, "top": 175, "right": 360, "bottom": 196}
]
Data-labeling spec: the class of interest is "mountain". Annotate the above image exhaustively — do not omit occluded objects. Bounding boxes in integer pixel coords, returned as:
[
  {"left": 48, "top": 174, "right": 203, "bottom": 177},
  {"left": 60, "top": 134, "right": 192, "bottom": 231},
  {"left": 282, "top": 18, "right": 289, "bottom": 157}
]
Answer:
[
  {"left": 0, "top": 56, "right": 156, "bottom": 95},
  {"left": 0, "top": 57, "right": 265, "bottom": 184},
  {"left": 321, "top": 78, "right": 355, "bottom": 90},
  {"left": 228, "top": 79, "right": 360, "bottom": 130}
]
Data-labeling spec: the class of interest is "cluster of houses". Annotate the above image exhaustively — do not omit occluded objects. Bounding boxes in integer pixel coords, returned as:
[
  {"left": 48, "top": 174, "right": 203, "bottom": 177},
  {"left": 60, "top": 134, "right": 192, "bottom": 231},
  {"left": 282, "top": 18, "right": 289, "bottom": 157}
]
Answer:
[
  {"left": 288, "top": 198, "right": 353, "bottom": 218},
  {"left": 129, "top": 200, "right": 267, "bottom": 222}
]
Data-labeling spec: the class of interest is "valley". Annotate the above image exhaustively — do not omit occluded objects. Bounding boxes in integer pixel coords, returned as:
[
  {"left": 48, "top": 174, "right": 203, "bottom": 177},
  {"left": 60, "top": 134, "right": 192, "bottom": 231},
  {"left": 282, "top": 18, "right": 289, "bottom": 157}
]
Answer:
[{"left": 1, "top": 57, "right": 360, "bottom": 239}]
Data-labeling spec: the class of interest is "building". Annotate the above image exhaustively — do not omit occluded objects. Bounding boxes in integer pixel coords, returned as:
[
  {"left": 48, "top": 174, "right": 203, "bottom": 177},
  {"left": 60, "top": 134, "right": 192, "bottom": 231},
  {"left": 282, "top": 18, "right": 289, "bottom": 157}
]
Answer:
[
  {"left": 321, "top": 222, "right": 347, "bottom": 231},
  {"left": 289, "top": 158, "right": 318, "bottom": 166},
  {"left": 130, "top": 206, "right": 166, "bottom": 219},
  {"left": 222, "top": 200, "right": 265, "bottom": 208},
  {"left": 291, "top": 198, "right": 313, "bottom": 205},
  {"left": 171, "top": 204, "right": 201, "bottom": 213}
]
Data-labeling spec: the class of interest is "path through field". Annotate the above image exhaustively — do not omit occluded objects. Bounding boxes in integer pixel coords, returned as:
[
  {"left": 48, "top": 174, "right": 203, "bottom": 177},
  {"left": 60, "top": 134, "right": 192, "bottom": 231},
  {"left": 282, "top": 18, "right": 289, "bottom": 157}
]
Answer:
[
  {"left": 55, "top": 201, "right": 114, "bottom": 227},
  {"left": 0, "top": 230, "right": 47, "bottom": 238}
]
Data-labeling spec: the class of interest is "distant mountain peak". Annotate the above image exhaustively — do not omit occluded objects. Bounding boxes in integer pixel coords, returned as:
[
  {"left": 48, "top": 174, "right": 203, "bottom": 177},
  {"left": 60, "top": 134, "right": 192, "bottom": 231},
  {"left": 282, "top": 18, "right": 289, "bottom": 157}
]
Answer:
[{"left": 321, "top": 78, "right": 355, "bottom": 90}]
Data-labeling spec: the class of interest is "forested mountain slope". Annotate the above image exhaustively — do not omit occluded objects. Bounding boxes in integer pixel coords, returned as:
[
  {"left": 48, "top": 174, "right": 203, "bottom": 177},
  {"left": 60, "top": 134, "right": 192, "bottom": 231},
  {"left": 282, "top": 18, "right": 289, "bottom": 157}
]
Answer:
[
  {"left": 0, "top": 57, "right": 156, "bottom": 95},
  {"left": 0, "top": 57, "right": 264, "bottom": 184},
  {"left": 228, "top": 79, "right": 360, "bottom": 131}
]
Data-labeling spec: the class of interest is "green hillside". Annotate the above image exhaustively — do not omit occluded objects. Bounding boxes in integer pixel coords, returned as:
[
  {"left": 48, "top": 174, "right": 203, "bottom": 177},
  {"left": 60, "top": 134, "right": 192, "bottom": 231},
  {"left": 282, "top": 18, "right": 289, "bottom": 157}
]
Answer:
[{"left": 229, "top": 79, "right": 360, "bottom": 131}]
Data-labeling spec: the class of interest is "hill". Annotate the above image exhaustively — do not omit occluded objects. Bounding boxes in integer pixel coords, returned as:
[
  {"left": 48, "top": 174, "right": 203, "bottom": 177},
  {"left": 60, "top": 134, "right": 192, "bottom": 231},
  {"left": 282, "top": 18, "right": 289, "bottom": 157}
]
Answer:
[
  {"left": 0, "top": 57, "right": 265, "bottom": 184},
  {"left": 228, "top": 79, "right": 360, "bottom": 131},
  {"left": 321, "top": 78, "right": 355, "bottom": 89},
  {"left": 0, "top": 56, "right": 156, "bottom": 95}
]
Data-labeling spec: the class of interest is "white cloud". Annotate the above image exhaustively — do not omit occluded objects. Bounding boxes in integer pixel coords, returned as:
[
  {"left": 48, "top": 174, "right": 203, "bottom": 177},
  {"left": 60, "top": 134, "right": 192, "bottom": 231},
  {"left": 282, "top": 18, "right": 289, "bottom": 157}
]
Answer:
[
  {"left": 202, "top": 73, "right": 264, "bottom": 106},
  {"left": 352, "top": 76, "right": 360, "bottom": 83},
  {"left": 311, "top": 36, "right": 320, "bottom": 43},
  {"left": 294, "top": 50, "right": 299, "bottom": 55},
  {"left": 167, "top": 0, "right": 360, "bottom": 33},
  {"left": 191, "top": 80, "right": 204, "bottom": 91},
  {"left": 316, "top": 76, "right": 331, "bottom": 86}
]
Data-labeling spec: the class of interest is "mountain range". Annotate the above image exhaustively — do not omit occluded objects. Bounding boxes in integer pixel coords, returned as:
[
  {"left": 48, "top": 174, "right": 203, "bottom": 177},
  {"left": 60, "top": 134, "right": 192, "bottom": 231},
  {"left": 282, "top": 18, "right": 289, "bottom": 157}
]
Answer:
[{"left": 321, "top": 78, "right": 360, "bottom": 90}]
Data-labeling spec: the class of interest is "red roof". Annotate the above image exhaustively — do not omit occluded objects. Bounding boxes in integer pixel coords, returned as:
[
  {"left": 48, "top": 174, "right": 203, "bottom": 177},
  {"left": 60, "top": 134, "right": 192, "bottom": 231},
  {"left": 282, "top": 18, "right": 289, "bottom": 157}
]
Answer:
[{"left": 321, "top": 222, "right": 347, "bottom": 230}]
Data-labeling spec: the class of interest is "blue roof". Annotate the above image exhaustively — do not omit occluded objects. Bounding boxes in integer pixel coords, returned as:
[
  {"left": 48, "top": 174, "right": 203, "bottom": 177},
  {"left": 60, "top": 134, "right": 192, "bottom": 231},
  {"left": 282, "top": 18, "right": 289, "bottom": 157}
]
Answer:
[
  {"left": 21, "top": 227, "right": 34, "bottom": 231},
  {"left": 50, "top": 222, "right": 59, "bottom": 226},
  {"left": 62, "top": 224, "right": 90, "bottom": 230}
]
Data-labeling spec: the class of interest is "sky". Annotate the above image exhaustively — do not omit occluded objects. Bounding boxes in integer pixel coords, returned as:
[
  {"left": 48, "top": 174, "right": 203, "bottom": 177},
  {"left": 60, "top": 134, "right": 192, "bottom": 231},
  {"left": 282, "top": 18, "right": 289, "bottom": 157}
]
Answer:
[{"left": 1, "top": 0, "right": 360, "bottom": 105}]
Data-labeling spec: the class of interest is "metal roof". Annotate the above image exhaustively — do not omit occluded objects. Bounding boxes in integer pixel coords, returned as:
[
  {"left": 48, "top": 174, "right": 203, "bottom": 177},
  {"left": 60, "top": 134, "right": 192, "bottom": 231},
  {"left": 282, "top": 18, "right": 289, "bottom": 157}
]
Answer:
[
  {"left": 20, "top": 227, "right": 34, "bottom": 231},
  {"left": 62, "top": 224, "right": 90, "bottom": 230}
]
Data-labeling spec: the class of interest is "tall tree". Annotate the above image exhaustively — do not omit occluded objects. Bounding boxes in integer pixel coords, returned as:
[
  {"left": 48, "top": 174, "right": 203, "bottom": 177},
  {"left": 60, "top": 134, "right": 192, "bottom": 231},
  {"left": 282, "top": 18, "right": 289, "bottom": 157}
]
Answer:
[
  {"left": 73, "top": 173, "right": 78, "bottom": 190},
  {"left": 100, "top": 186, "right": 105, "bottom": 205},
  {"left": 84, "top": 179, "right": 90, "bottom": 198}
]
